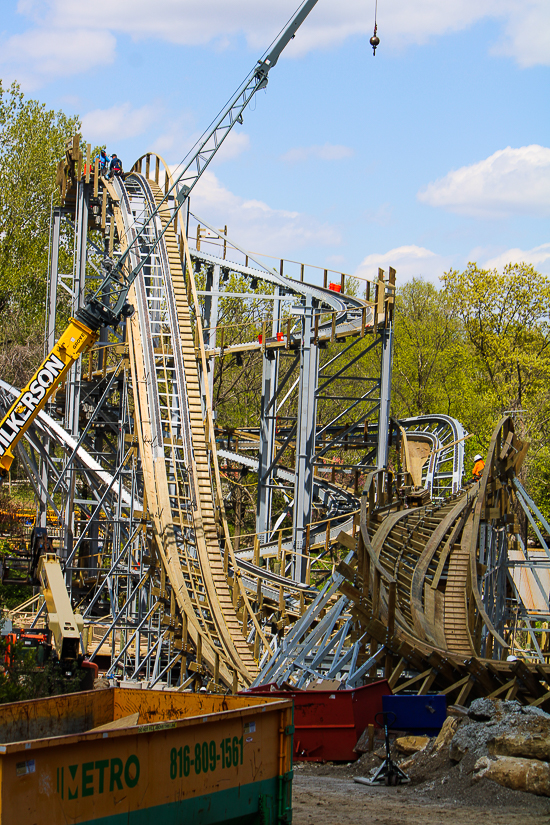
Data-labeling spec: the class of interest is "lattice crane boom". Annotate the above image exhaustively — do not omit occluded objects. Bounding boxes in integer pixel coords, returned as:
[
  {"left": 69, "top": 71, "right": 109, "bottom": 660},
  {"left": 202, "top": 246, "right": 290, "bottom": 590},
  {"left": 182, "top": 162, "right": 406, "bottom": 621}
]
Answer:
[
  {"left": 78, "top": 0, "right": 322, "bottom": 333},
  {"left": 0, "top": 0, "right": 322, "bottom": 475}
]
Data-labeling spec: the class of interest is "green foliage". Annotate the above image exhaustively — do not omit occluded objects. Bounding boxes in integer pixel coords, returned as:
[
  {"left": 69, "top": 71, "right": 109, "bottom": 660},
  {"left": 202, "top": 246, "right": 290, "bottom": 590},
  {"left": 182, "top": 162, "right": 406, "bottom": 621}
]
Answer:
[
  {"left": 0, "top": 81, "right": 79, "bottom": 394},
  {"left": 0, "top": 81, "right": 79, "bottom": 325},
  {"left": 0, "top": 639, "right": 84, "bottom": 704},
  {"left": 393, "top": 279, "right": 472, "bottom": 419},
  {"left": 442, "top": 263, "right": 550, "bottom": 421},
  {"left": 0, "top": 487, "right": 29, "bottom": 610},
  {"left": 393, "top": 264, "right": 550, "bottom": 515},
  {"left": 0, "top": 544, "right": 30, "bottom": 612},
  {"left": 0, "top": 578, "right": 29, "bottom": 613},
  {"left": 208, "top": 272, "right": 279, "bottom": 429}
]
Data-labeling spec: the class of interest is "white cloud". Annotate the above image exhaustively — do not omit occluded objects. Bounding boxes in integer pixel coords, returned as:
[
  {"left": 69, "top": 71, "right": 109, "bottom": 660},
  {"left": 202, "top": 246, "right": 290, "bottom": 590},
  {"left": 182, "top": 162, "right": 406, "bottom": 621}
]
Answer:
[
  {"left": 45, "top": 0, "right": 522, "bottom": 58},
  {"left": 354, "top": 242, "right": 550, "bottom": 286},
  {"left": 418, "top": 145, "right": 550, "bottom": 218},
  {"left": 490, "top": 1, "right": 550, "bottom": 68},
  {"left": 81, "top": 102, "right": 159, "bottom": 143},
  {"left": 189, "top": 169, "right": 341, "bottom": 255},
  {"left": 149, "top": 121, "right": 249, "bottom": 166},
  {"left": 363, "top": 203, "right": 393, "bottom": 227},
  {"left": 0, "top": 27, "right": 115, "bottom": 88},
  {"left": 355, "top": 245, "right": 452, "bottom": 285},
  {"left": 4, "top": 0, "right": 550, "bottom": 87},
  {"left": 150, "top": 114, "right": 199, "bottom": 159},
  {"left": 281, "top": 143, "right": 354, "bottom": 163},
  {"left": 483, "top": 243, "right": 550, "bottom": 274},
  {"left": 214, "top": 131, "right": 251, "bottom": 162}
]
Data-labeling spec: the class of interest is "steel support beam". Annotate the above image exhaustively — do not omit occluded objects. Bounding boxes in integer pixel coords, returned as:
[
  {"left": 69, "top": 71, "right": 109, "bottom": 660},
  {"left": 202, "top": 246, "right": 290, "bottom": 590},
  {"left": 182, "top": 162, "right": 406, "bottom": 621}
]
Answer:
[
  {"left": 203, "top": 263, "right": 220, "bottom": 404},
  {"left": 377, "top": 323, "right": 393, "bottom": 470},
  {"left": 256, "top": 287, "right": 281, "bottom": 543},
  {"left": 39, "top": 207, "right": 63, "bottom": 528},
  {"left": 292, "top": 295, "right": 319, "bottom": 581}
]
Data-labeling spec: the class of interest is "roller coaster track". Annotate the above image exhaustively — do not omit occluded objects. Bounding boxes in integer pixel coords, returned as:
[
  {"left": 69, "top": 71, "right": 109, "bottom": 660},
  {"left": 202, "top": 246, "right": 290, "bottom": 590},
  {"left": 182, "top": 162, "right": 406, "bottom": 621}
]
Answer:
[
  {"left": 4, "top": 150, "right": 388, "bottom": 688},
  {"left": 110, "top": 158, "right": 474, "bottom": 689},
  {"left": 110, "top": 171, "right": 260, "bottom": 686},
  {"left": 254, "top": 416, "right": 550, "bottom": 704},
  {"left": 11, "top": 148, "right": 550, "bottom": 702},
  {"left": 112, "top": 157, "right": 386, "bottom": 685}
]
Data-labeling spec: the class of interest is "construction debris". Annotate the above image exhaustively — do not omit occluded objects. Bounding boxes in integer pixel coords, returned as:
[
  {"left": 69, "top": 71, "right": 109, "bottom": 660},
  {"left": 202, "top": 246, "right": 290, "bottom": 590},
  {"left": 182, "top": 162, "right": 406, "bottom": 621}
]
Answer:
[
  {"left": 433, "top": 716, "right": 461, "bottom": 750},
  {"left": 395, "top": 735, "right": 430, "bottom": 755},
  {"left": 489, "top": 732, "right": 550, "bottom": 761},
  {"left": 473, "top": 755, "right": 550, "bottom": 796},
  {"left": 388, "top": 697, "right": 550, "bottom": 799},
  {"left": 449, "top": 699, "right": 550, "bottom": 763}
]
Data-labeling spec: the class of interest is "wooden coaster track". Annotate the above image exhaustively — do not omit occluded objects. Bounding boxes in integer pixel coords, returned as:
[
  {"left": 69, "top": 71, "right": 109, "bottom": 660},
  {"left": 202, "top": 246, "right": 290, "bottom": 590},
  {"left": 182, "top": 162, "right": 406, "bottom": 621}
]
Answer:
[
  {"left": 256, "top": 417, "right": 550, "bottom": 708},
  {"left": 111, "top": 171, "right": 259, "bottom": 687},
  {"left": 5, "top": 147, "right": 550, "bottom": 701}
]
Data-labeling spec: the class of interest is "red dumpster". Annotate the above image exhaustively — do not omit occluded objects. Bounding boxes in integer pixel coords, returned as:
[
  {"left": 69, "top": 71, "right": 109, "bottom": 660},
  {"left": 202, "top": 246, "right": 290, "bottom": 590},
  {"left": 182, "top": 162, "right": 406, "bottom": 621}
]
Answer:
[{"left": 244, "top": 678, "right": 391, "bottom": 762}]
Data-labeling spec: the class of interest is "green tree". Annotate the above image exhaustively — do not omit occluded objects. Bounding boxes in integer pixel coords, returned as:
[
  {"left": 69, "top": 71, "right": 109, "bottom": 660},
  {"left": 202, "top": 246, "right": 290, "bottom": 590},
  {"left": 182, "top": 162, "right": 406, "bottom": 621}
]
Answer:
[
  {"left": 0, "top": 80, "right": 79, "bottom": 384},
  {"left": 392, "top": 278, "right": 476, "bottom": 423},
  {"left": 442, "top": 263, "right": 550, "bottom": 418},
  {"left": 208, "top": 271, "right": 268, "bottom": 428},
  {"left": 0, "top": 639, "right": 84, "bottom": 704},
  {"left": 440, "top": 262, "right": 550, "bottom": 516}
]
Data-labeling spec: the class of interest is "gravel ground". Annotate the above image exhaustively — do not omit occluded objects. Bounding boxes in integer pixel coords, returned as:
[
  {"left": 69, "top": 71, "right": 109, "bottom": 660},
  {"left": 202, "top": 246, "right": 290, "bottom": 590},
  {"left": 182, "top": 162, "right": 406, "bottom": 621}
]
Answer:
[
  {"left": 292, "top": 767, "right": 550, "bottom": 824},
  {"left": 291, "top": 700, "right": 550, "bottom": 825}
]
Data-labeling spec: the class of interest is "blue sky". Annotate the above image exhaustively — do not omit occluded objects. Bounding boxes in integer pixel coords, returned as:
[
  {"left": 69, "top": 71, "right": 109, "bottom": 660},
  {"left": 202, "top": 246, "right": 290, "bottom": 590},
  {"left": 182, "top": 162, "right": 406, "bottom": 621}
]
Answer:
[{"left": 1, "top": 0, "right": 549, "bottom": 288}]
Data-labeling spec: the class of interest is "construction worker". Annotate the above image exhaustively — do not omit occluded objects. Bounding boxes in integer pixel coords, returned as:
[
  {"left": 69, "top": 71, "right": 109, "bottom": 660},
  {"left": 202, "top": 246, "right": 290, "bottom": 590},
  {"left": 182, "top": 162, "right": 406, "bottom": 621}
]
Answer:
[
  {"left": 472, "top": 453, "right": 485, "bottom": 480},
  {"left": 99, "top": 149, "right": 109, "bottom": 174},
  {"left": 109, "top": 153, "right": 123, "bottom": 179},
  {"left": 92, "top": 149, "right": 109, "bottom": 176}
]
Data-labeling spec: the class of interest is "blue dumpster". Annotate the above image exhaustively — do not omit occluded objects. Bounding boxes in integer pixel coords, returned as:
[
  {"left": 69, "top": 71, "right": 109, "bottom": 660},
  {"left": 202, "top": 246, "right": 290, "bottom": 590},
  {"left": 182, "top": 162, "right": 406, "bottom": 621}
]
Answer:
[{"left": 382, "top": 694, "right": 446, "bottom": 735}]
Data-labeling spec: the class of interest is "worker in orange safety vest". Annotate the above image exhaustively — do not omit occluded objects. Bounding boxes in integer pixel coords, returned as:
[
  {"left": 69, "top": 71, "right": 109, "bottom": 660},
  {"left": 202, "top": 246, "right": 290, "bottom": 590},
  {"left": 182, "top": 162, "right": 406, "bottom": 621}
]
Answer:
[{"left": 472, "top": 453, "right": 485, "bottom": 479}]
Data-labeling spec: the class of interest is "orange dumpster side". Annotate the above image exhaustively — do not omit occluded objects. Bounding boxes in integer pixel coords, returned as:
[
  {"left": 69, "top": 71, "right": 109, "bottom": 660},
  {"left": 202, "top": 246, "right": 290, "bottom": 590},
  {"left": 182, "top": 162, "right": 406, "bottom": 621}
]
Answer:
[{"left": 0, "top": 688, "right": 294, "bottom": 825}]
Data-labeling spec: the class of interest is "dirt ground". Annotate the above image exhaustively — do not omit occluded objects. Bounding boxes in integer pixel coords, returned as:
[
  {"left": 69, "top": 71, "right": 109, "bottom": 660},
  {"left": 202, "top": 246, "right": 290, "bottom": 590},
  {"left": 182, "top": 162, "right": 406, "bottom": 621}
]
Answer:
[{"left": 292, "top": 754, "right": 550, "bottom": 824}]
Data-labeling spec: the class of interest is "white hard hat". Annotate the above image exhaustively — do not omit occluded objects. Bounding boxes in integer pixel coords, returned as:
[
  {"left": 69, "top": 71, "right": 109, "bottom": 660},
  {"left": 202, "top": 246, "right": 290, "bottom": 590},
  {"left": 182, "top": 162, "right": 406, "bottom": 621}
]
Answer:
[{"left": 474, "top": 454, "right": 482, "bottom": 461}]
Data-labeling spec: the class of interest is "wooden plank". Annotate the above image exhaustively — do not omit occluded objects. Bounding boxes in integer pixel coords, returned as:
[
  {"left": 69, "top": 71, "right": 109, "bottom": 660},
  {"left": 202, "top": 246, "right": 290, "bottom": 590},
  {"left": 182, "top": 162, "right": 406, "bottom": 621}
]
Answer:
[
  {"left": 440, "top": 675, "right": 470, "bottom": 696},
  {"left": 528, "top": 689, "right": 550, "bottom": 708},
  {"left": 388, "top": 657, "right": 406, "bottom": 689},
  {"left": 456, "top": 677, "right": 475, "bottom": 705},
  {"left": 488, "top": 678, "right": 517, "bottom": 699},
  {"left": 392, "top": 667, "right": 435, "bottom": 694}
]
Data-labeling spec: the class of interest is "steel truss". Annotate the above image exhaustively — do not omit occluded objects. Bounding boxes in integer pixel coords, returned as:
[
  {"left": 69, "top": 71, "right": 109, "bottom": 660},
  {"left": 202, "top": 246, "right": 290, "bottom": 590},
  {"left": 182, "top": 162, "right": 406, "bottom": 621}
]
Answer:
[
  {"left": 2, "top": 181, "right": 171, "bottom": 684},
  {"left": 187, "top": 224, "right": 396, "bottom": 585},
  {"left": 6, "top": 153, "right": 477, "bottom": 691}
]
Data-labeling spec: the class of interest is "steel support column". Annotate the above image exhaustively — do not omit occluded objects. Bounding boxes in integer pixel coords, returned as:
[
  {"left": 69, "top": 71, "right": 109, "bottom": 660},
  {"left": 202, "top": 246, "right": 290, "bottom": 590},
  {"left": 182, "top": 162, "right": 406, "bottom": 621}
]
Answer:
[
  {"left": 376, "top": 323, "right": 393, "bottom": 470},
  {"left": 62, "top": 181, "right": 89, "bottom": 562},
  {"left": 203, "top": 263, "right": 220, "bottom": 405},
  {"left": 293, "top": 295, "right": 319, "bottom": 581},
  {"left": 256, "top": 287, "right": 281, "bottom": 543},
  {"left": 38, "top": 207, "right": 63, "bottom": 528}
]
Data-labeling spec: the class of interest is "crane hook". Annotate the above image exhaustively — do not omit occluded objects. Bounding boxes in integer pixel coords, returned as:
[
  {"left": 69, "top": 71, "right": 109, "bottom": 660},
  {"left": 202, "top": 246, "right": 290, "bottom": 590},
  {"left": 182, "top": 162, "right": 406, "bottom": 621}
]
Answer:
[
  {"left": 370, "top": 27, "right": 380, "bottom": 56},
  {"left": 370, "top": 0, "right": 380, "bottom": 55}
]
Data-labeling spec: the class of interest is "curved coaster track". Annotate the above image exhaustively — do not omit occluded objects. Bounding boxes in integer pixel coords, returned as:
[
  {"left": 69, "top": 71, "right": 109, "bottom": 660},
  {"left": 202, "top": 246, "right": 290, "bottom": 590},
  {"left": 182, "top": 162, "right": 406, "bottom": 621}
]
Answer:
[
  {"left": 259, "top": 417, "right": 550, "bottom": 709},
  {"left": 3, "top": 150, "right": 549, "bottom": 701}
]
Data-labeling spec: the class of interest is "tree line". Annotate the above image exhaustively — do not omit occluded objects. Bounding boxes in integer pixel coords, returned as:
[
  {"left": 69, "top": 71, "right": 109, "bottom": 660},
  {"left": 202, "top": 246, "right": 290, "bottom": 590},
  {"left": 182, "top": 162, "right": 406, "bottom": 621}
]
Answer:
[{"left": 393, "top": 267, "right": 550, "bottom": 517}]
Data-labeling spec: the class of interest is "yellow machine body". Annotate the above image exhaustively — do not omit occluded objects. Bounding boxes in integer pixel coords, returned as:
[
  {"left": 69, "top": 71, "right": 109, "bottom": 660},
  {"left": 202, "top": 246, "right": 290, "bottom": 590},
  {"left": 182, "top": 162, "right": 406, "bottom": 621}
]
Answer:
[
  {"left": 0, "top": 318, "right": 98, "bottom": 475},
  {"left": 37, "top": 553, "right": 84, "bottom": 661}
]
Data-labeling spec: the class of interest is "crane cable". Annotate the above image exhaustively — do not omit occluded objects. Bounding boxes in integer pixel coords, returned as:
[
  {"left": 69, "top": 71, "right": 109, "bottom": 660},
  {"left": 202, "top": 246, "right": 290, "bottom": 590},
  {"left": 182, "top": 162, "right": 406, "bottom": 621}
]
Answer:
[{"left": 370, "top": 0, "right": 380, "bottom": 55}]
